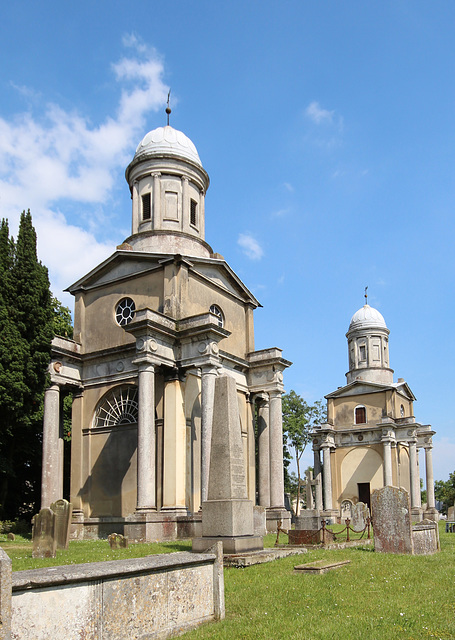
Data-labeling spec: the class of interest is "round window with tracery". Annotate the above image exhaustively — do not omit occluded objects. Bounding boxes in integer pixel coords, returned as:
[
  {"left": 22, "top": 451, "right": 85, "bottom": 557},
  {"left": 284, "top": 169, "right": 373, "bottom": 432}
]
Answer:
[
  {"left": 94, "top": 386, "right": 138, "bottom": 428},
  {"left": 115, "top": 297, "right": 136, "bottom": 326}
]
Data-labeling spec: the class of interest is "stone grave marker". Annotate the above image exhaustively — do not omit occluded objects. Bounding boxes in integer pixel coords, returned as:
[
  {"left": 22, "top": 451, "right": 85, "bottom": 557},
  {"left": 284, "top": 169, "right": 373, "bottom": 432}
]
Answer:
[
  {"left": 371, "top": 486, "right": 413, "bottom": 554},
  {"left": 351, "top": 502, "right": 369, "bottom": 531},
  {"left": 50, "top": 498, "right": 73, "bottom": 549},
  {"left": 447, "top": 505, "right": 454, "bottom": 521},
  {"left": 108, "top": 533, "right": 129, "bottom": 549},
  {"left": 32, "top": 508, "right": 57, "bottom": 558},
  {"left": 192, "top": 375, "right": 263, "bottom": 554},
  {"left": 7, "top": 533, "right": 15, "bottom": 541},
  {"left": 341, "top": 499, "right": 353, "bottom": 521}
]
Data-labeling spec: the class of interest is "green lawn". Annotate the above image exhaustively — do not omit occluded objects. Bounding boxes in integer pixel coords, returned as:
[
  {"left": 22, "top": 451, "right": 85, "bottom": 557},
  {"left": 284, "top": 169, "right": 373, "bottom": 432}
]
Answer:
[{"left": 2, "top": 525, "right": 453, "bottom": 639}]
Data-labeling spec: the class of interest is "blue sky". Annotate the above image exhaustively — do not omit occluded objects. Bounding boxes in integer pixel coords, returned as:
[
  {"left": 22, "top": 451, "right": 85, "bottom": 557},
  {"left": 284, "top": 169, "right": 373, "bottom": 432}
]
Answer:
[{"left": 1, "top": 2, "right": 454, "bottom": 482}]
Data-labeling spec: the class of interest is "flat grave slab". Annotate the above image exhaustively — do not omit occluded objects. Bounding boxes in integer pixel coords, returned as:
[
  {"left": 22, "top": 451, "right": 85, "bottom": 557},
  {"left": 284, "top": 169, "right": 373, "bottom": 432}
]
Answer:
[
  {"left": 224, "top": 547, "right": 307, "bottom": 567},
  {"left": 294, "top": 559, "right": 351, "bottom": 574}
]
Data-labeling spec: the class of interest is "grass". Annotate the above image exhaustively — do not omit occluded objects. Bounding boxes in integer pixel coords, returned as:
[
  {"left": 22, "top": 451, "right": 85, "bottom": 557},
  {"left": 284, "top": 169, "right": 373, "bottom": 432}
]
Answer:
[{"left": 2, "top": 526, "right": 453, "bottom": 639}]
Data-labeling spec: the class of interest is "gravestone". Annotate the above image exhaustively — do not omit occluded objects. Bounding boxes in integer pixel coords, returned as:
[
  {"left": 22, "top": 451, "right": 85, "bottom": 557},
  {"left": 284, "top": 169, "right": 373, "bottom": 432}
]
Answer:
[
  {"left": 7, "top": 533, "right": 15, "bottom": 541},
  {"left": 340, "top": 499, "right": 353, "bottom": 521},
  {"left": 32, "top": 508, "right": 57, "bottom": 558},
  {"left": 295, "top": 510, "right": 321, "bottom": 531},
  {"left": 50, "top": 499, "right": 73, "bottom": 549},
  {"left": 371, "top": 486, "right": 413, "bottom": 554},
  {"left": 350, "top": 502, "right": 369, "bottom": 531},
  {"left": 447, "top": 505, "right": 454, "bottom": 521},
  {"left": 108, "top": 533, "right": 129, "bottom": 549},
  {"left": 192, "top": 375, "right": 263, "bottom": 554}
]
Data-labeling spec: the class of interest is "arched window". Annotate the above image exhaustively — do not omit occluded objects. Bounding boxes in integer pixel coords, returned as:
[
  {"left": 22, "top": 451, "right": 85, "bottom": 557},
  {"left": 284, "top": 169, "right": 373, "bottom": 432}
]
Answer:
[
  {"left": 209, "top": 304, "right": 224, "bottom": 328},
  {"left": 400, "top": 404, "right": 405, "bottom": 418},
  {"left": 355, "top": 405, "right": 366, "bottom": 424},
  {"left": 94, "top": 386, "right": 138, "bottom": 428}
]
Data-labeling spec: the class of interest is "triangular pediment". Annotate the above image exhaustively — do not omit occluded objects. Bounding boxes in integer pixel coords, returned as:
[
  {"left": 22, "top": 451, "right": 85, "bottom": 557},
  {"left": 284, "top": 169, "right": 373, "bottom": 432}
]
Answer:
[
  {"left": 190, "top": 260, "right": 260, "bottom": 306},
  {"left": 326, "top": 379, "right": 416, "bottom": 401}
]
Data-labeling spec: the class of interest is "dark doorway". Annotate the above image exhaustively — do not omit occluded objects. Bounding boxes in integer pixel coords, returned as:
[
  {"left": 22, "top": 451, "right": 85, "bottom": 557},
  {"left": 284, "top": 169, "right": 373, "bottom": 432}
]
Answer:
[{"left": 358, "top": 482, "right": 371, "bottom": 510}]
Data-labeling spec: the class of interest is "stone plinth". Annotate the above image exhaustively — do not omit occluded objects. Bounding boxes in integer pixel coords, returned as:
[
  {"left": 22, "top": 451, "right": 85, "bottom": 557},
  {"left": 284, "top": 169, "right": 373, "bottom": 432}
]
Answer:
[
  {"left": 288, "top": 529, "right": 335, "bottom": 545},
  {"left": 295, "top": 510, "right": 321, "bottom": 531},
  {"left": 193, "top": 375, "right": 263, "bottom": 554},
  {"left": 412, "top": 519, "right": 440, "bottom": 555}
]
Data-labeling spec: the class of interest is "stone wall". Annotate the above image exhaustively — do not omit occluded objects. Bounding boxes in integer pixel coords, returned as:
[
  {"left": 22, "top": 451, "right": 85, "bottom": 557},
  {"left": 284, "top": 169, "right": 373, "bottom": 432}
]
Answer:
[{"left": 0, "top": 546, "right": 224, "bottom": 640}]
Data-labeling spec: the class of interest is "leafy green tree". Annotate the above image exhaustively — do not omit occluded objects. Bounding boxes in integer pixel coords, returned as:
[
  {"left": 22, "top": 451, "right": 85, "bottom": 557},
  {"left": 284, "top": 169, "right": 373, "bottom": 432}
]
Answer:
[
  {"left": 282, "top": 391, "right": 326, "bottom": 515},
  {"left": 0, "top": 211, "right": 54, "bottom": 519},
  {"left": 52, "top": 296, "right": 73, "bottom": 339},
  {"left": 434, "top": 472, "right": 455, "bottom": 515}
]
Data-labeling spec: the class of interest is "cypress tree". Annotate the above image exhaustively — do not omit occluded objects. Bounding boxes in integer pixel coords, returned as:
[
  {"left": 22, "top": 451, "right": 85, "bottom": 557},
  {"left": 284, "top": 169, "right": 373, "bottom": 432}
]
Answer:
[{"left": 0, "top": 211, "right": 54, "bottom": 519}]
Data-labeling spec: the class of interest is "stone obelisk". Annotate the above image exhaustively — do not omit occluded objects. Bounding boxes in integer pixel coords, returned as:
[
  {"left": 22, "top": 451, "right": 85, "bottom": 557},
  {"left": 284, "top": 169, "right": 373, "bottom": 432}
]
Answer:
[{"left": 193, "top": 375, "right": 263, "bottom": 553}]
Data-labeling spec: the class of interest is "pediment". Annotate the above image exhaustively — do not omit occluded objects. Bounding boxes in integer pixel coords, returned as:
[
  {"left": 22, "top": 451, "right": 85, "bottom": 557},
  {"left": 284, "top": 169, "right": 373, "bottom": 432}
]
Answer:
[
  {"left": 190, "top": 261, "right": 259, "bottom": 305},
  {"left": 326, "top": 379, "right": 416, "bottom": 401}
]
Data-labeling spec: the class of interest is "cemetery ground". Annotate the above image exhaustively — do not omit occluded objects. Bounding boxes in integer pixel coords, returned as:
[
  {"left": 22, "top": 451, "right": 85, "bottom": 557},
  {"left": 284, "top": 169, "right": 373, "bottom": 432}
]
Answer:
[{"left": 1, "top": 524, "right": 454, "bottom": 639}]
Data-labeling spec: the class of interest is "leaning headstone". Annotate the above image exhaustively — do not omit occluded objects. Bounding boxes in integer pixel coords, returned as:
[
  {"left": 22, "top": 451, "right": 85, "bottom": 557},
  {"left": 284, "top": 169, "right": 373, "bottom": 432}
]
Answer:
[
  {"left": 108, "top": 533, "right": 129, "bottom": 549},
  {"left": 7, "top": 532, "right": 15, "bottom": 541},
  {"left": 447, "top": 505, "right": 454, "bottom": 521},
  {"left": 192, "top": 375, "right": 263, "bottom": 554},
  {"left": 32, "top": 508, "right": 57, "bottom": 558},
  {"left": 351, "top": 502, "right": 369, "bottom": 531},
  {"left": 50, "top": 499, "right": 73, "bottom": 549},
  {"left": 371, "top": 486, "right": 413, "bottom": 554},
  {"left": 340, "top": 499, "right": 353, "bottom": 521}
]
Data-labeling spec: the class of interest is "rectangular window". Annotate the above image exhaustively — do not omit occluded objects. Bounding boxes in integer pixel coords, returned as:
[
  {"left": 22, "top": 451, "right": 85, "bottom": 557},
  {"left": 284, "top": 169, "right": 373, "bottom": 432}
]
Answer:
[
  {"left": 141, "top": 193, "right": 151, "bottom": 221},
  {"left": 190, "top": 199, "right": 197, "bottom": 227},
  {"left": 359, "top": 345, "right": 366, "bottom": 361},
  {"left": 355, "top": 406, "right": 366, "bottom": 424}
]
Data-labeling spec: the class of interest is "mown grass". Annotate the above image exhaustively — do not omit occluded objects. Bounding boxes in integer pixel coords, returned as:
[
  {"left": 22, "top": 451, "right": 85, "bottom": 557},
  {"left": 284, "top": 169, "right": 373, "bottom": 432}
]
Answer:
[
  {"left": 2, "top": 526, "right": 454, "bottom": 639},
  {"left": 184, "top": 522, "right": 455, "bottom": 640}
]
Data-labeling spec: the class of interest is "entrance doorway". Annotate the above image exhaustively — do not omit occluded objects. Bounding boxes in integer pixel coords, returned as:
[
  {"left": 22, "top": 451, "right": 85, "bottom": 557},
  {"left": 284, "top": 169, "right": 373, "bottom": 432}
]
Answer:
[{"left": 357, "top": 482, "right": 371, "bottom": 510}]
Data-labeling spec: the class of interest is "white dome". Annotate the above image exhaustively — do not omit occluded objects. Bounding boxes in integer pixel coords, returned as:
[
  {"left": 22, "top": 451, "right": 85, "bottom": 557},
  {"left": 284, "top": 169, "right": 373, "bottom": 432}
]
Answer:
[
  {"left": 133, "top": 126, "right": 201, "bottom": 166},
  {"left": 348, "top": 304, "right": 387, "bottom": 331}
]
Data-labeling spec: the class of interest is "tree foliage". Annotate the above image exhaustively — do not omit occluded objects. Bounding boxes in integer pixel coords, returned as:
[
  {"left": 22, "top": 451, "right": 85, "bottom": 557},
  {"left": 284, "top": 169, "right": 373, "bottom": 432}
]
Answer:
[
  {"left": 282, "top": 391, "right": 326, "bottom": 514},
  {"left": 0, "top": 211, "right": 54, "bottom": 519},
  {"left": 434, "top": 472, "right": 455, "bottom": 514}
]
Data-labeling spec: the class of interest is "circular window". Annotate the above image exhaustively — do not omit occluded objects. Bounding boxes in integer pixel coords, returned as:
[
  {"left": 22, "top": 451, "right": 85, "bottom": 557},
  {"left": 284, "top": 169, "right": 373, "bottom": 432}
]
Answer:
[
  {"left": 209, "top": 304, "right": 224, "bottom": 328},
  {"left": 116, "top": 298, "right": 136, "bottom": 326}
]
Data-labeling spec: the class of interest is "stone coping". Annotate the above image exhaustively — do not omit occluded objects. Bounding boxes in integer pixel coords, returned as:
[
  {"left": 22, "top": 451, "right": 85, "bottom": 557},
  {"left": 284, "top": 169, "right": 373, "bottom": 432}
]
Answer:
[{"left": 12, "top": 551, "right": 215, "bottom": 591}]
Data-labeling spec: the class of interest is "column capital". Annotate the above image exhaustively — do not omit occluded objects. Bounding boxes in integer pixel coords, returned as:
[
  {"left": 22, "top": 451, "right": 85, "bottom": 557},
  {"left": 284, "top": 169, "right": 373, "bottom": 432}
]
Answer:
[
  {"left": 151, "top": 171, "right": 161, "bottom": 178},
  {"left": 132, "top": 354, "right": 159, "bottom": 371}
]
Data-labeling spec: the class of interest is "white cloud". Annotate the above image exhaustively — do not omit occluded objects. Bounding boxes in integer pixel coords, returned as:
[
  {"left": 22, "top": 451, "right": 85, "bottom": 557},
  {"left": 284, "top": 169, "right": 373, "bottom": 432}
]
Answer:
[
  {"left": 271, "top": 208, "right": 290, "bottom": 218},
  {"left": 237, "top": 233, "right": 264, "bottom": 260},
  {"left": 0, "top": 35, "right": 169, "bottom": 303},
  {"left": 305, "top": 101, "right": 335, "bottom": 125},
  {"left": 283, "top": 182, "right": 294, "bottom": 193}
]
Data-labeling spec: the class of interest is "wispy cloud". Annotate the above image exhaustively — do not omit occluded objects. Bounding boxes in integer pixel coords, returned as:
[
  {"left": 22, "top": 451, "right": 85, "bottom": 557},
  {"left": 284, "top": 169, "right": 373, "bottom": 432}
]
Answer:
[
  {"left": 283, "top": 182, "right": 294, "bottom": 193},
  {"left": 271, "top": 208, "right": 290, "bottom": 218},
  {"left": 305, "top": 101, "right": 335, "bottom": 125},
  {"left": 0, "top": 34, "right": 169, "bottom": 302},
  {"left": 237, "top": 233, "right": 264, "bottom": 260}
]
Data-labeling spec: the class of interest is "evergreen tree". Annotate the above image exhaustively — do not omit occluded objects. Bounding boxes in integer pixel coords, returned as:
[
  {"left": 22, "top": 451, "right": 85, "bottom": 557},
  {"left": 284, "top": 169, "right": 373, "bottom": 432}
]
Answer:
[{"left": 0, "top": 211, "right": 54, "bottom": 519}]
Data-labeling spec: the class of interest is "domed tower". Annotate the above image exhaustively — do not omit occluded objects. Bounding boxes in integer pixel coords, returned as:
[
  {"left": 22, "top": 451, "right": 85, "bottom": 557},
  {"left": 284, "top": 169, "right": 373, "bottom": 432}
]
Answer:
[
  {"left": 346, "top": 303, "right": 393, "bottom": 385},
  {"left": 124, "top": 125, "right": 211, "bottom": 258}
]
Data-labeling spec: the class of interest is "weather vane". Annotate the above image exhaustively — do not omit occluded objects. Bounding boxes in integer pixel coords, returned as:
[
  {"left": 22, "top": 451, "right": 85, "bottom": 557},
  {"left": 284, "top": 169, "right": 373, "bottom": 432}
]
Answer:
[
  {"left": 364, "top": 286, "right": 368, "bottom": 305},
  {"left": 166, "top": 89, "right": 171, "bottom": 126}
]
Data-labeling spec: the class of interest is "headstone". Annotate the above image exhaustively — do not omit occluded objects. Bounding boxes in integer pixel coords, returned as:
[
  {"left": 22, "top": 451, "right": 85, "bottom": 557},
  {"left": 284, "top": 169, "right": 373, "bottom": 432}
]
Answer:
[
  {"left": 447, "top": 505, "right": 454, "bottom": 521},
  {"left": 412, "top": 519, "right": 440, "bottom": 555},
  {"left": 50, "top": 499, "right": 73, "bottom": 549},
  {"left": 350, "top": 502, "right": 369, "bottom": 531},
  {"left": 371, "top": 486, "right": 413, "bottom": 554},
  {"left": 32, "top": 508, "right": 57, "bottom": 558},
  {"left": 192, "top": 375, "right": 263, "bottom": 554},
  {"left": 340, "top": 499, "right": 353, "bottom": 521},
  {"left": 7, "top": 532, "right": 15, "bottom": 541},
  {"left": 108, "top": 533, "right": 129, "bottom": 549}
]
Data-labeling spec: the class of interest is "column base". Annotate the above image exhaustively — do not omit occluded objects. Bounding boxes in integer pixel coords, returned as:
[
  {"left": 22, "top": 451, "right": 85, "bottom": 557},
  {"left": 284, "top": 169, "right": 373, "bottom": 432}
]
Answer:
[
  {"left": 423, "top": 507, "right": 439, "bottom": 522},
  {"left": 411, "top": 507, "right": 423, "bottom": 522},
  {"left": 266, "top": 507, "right": 291, "bottom": 532},
  {"left": 321, "top": 510, "right": 338, "bottom": 525},
  {"left": 192, "top": 535, "right": 263, "bottom": 554}
]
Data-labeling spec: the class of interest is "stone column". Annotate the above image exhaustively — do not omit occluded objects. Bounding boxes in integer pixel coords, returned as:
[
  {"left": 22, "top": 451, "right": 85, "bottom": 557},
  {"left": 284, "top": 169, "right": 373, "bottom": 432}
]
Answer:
[
  {"left": 132, "top": 180, "right": 139, "bottom": 232},
  {"left": 321, "top": 444, "right": 333, "bottom": 511},
  {"left": 269, "top": 390, "right": 285, "bottom": 509},
  {"left": 424, "top": 445, "right": 436, "bottom": 511},
  {"left": 257, "top": 397, "right": 270, "bottom": 508},
  {"left": 181, "top": 177, "right": 189, "bottom": 231},
  {"left": 152, "top": 172, "right": 161, "bottom": 225},
  {"left": 41, "top": 384, "right": 61, "bottom": 508},
  {"left": 136, "top": 361, "right": 156, "bottom": 511},
  {"left": 409, "top": 440, "right": 419, "bottom": 509},
  {"left": 313, "top": 449, "right": 323, "bottom": 511},
  {"left": 162, "top": 371, "right": 187, "bottom": 512},
  {"left": 201, "top": 365, "right": 218, "bottom": 503},
  {"left": 382, "top": 440, "right": 393, "bottom": 486},
  {"left": 69, "top": 390, "right": 84, "bottom": 522}
]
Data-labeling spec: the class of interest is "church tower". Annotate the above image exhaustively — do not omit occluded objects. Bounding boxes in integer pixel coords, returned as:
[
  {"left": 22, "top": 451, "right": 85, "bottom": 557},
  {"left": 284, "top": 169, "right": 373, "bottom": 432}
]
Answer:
[
  {"left": 311, "top": 300, "right": 437, "bottom": 523},
  {"left": 41, "top": 118, "right": 292, "bottom": 541}
]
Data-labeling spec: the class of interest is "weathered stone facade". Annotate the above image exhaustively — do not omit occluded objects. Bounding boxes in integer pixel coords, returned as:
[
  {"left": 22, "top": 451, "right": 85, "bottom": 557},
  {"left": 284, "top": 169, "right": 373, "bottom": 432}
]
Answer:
[{"left": 41, "top": 124, "right": 291, "bottom": 540}]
